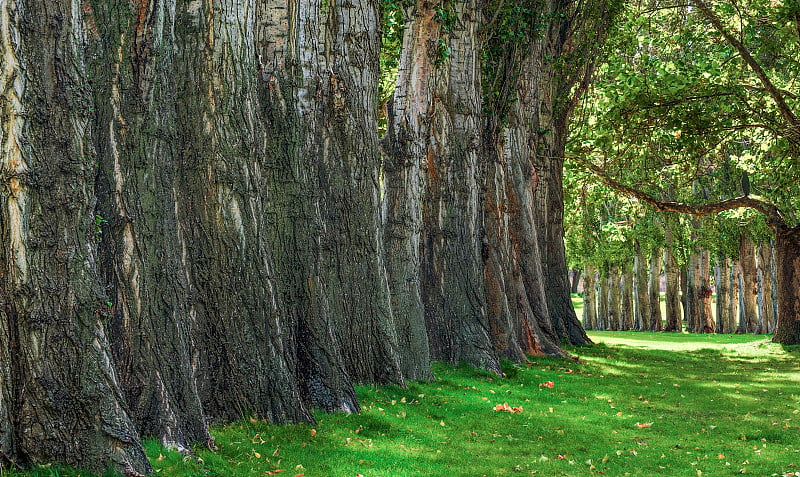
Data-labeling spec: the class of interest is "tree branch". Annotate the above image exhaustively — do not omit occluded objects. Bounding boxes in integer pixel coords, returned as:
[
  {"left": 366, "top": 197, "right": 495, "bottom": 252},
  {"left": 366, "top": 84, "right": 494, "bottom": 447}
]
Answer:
[
  {"left": 571, "top": 155, "right": 787, "bottom": 229},
  {"left": 692, "top": 0, "right": 799, "bottom": 131}
]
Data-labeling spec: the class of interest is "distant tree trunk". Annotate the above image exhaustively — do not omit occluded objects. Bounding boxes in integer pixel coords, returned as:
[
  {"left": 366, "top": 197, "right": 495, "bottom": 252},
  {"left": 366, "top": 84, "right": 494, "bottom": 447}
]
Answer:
[
  {"left": 91, "top": 0, "right": 210, "bottom": 448},
  {"left": 421, "top": 0, "right": 500, "bottom": 371},
  {"left": 382, "top": 0, "right": 436, "bottom": 379},
  {"left": 608, "top": 266, "right": 621, "bottom": 331},
  {"left": 772, "top": 224, "right": 800, "bottom": 344},
  {"left": 739, "top": 235, "right": 759, "bottom": 333},
  {"left": 583, "top": 265, "right": 598, "bottom": 330},
  {"left": 597, "top": 273, "right": 609, "bottom": 330},
  {"left": 634, "top": 243, "right": 650, "bottom": 331},
  {"left": 0, "top": 0, "right": 149, "bottom": 472},
  {"left": 686, "top": 251, "right": 702, "bottom": 333},
  {"left": 728, "top": 260, "right": 740, "bottom": 335},
  {"left": 757, "top": 242, "right": 776, "bottom": 334},
  {"left": 699, "top": 250, "right": 715, "bottom": 333},
  {"left": 648, "top": 248, "right": 663, "bottom": 331},
  {"left": 664, "top": 241, "right": 682, "bottom": 332},
  {"left": 570, "top": 269, "right": 582, "bottom": 293},
  {"left": 715, "top": 258, "right": 731, "bottom": 333},
  {"left": 621, "top": 263, "right": 634, "bottom": 330}
]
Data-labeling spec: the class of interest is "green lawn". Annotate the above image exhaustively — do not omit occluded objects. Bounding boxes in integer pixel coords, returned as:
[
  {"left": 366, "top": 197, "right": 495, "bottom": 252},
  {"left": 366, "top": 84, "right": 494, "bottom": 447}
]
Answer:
[{"left": 6, "top": 333, "right": 799, "bottom": 477}]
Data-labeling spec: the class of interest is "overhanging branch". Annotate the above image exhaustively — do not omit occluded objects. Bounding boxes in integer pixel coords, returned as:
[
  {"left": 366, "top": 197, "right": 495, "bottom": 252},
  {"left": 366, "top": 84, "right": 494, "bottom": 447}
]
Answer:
[{"left": 571, "top": 155, "right": 787, "bottom": 229}]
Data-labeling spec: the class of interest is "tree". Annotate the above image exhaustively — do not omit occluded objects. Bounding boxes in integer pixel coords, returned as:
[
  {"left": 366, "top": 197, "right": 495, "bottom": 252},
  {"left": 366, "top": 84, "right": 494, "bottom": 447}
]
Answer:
[{"left": 573, "top": 0, "right": 800, "bottom": 344}]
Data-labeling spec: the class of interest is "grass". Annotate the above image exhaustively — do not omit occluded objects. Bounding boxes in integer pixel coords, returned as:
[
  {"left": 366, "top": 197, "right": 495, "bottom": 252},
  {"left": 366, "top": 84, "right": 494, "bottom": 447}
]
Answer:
[{"left": 5, "top": 333, "right": 799, "bottom": 477}]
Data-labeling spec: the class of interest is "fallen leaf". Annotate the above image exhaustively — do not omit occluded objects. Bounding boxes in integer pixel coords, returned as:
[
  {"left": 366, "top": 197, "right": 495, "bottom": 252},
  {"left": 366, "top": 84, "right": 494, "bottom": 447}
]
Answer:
[
  {"left": 265, "top": 471, "right": 285, "bottom": 476},
  {"left": 310, "top": 429, "right": 317, "bottom": 437},
  {"left": 253, "top": 451, "right": 262, "bottom": 459},
  {"left": 540, "top": 381, "right": 555, "bottom": 388},
  {"left": 635, "top": 422, "right": 652, "bottom": 428}
]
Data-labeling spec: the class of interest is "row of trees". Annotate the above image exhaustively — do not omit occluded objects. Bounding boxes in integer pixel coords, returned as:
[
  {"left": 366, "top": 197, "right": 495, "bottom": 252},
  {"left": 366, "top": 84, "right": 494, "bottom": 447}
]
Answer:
[
  {"left": 0, "top": 0, "right": 618, "bottom": 472},
  {"left": 578, "top": 234, "right": 778, "bottom": 334},
  {"left": 566, "top": 0, "right": 800, "bottom": 343}
]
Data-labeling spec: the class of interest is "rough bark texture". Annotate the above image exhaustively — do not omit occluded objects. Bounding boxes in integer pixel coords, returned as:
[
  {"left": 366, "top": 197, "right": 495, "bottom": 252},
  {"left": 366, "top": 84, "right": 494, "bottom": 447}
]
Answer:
[
  {"left": 633, "top": 243, "right": 650, "bottom": 331},
  {"left": 686, "top": 251, "right": 699, "bottom": 332},
  {"left": 608, "top": 266, "right": 621, "bottom": 331},
  {"left": 382, "top": 1, "right": 437, "bottom": 380},
  {"left": 728, "top": 260, "right": 740, "bottom": 335},
  {"left": 583, "top": 265, "right": 598, "bottom": 330},
  {"left": 421, "top": 0, "right": 500, "bottom": 371},
  {"left": 90, "top": 0, "right": 210, "bottom": 448},
  {"left": 0, "top": 0, "right": 150, "bottom": 472},
  {"left": 739, "top": 235, "right": 759, "bottom": 333},
  {"left": 772, "top": 225, "right": 800, "bottom": 344},
  {"left": 648, "top": 249, "right": 663, "bottom": 331},
  {"left": 757, "top": 242, "right": 776, "bottom": 334}
]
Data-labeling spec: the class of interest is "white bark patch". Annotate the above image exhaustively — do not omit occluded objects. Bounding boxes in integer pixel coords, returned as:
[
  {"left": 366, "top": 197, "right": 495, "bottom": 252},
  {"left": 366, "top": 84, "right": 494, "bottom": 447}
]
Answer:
[
  {"left": 217, "top": 185, "right": 246, "bottom": 248},
  {"left": 1, "top": 1, "right": 29, "bottom": 283}
]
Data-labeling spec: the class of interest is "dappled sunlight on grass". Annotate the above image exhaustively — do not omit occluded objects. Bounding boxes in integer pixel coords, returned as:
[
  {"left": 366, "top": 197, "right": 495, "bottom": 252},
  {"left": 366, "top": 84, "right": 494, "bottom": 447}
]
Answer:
[{"left": 6, "top": 332, "right": 798, "bottom": 476}]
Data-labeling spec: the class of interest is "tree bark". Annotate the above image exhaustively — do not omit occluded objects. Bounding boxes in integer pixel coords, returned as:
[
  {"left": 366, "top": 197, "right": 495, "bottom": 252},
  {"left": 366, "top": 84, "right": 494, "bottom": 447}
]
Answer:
[
  {"left": 648, "top": 248, "right": 664, "bottom": 331},
  {"left": 608, "top": 265, "right": 621, "bottom": 331},
  {"left": 621, "top": 263, "right": 634, "bottom": 331},
  {"left": 772, "top": 225, "right": 800, "bottom": 344},
  {"left": 728, "top": 260, "right": 740, "bottom": 335},
  {"left": 570, "top": 269, "right": 582, "bottom": 293},
  {"left": 382, "top": 0, "right": 436, "bottom": 380},
  {"left": 421, "top": 0, "right": 500, "bottom": 372},
  {"left": 90, "top": 0, "right": 210, "bottom": 448},
  {"left": 757, "top": 241, "right": 776, "bottom": 334},
  {"left": 664, "top": 234, "right": 682, "bottom": 332},
  {"left": 583, "top": 265, "right": 598, "bottom": 330},
  {"left": 634, "top": 242, "right": 650, "bottom": 331},
  {"left": 597, "top": 273, "right": 609, "bottom": 330},
  {"left": 739, "top": 235, "right": 759, "bottom": 333},
  {"left": 699, "top": 250, "right": 715, "bottom": 333},
  {"left": 715, "top": 258, "right": 731, "bottom": 333},
  {"left": 0, "top": 0, "right": 149, "bottom": 472}
]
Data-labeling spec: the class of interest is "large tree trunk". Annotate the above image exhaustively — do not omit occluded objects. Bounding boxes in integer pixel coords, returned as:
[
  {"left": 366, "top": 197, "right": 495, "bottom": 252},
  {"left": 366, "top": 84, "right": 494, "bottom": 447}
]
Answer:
[
  {"left": 648, "top": 248, "right": 663, "bottom": 331},
  {"left": 728, "top": 260, "right": 740, "bottom": 334},
  {"left": 634, "top": 243, "right": 650, "bottom": 331},
  {"left": 664, "top": 243, "right": 682, "bottom": 332},
  {"left": 686, "top": 251, "right": 701, "bottom": 332},
  {"left": 570, "top": 269, "right": 582, "bottom": 293},
  {"left": 382, "top": 0, "right": 436, "bottom": 380},
  {"left": 739, "top": 235, "right": 759, "bottom": 333},
  {"left": 421, "top": 0, "right": 500, "bottom": 371},
  {"left": 583, "top": 265, "right": 598, "bottom": 330},
  {"left": 772, "top": 224, "right": 800, "bottom": 345},
  {"left": 621, "top": 263, "right": 634, "bottom": 331},
  {"left": 91, "top": 0, "right": 210, "bottom": 448},
  {"left": 757, "top": 242, "right": 776, "bottom": 334},
  {"left": 0, "top": 0, "right": 150, "bottom": 472}
]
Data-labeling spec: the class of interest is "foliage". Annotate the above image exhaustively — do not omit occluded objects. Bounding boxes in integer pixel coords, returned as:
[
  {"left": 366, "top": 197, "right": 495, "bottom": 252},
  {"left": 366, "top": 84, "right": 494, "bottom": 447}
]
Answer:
[
  {"left": 567, "top": 0, "right": 800, "bottom": 265},
  {"left": 7, "top": 334, "right": 798, "bottom": 476}
]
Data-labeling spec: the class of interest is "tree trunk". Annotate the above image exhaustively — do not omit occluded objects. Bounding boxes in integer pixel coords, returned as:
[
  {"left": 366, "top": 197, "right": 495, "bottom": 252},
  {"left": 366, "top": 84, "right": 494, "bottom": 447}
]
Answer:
[
  {"left": 421, "top": 0, "right": 500, "bottom": 372},
  {"left": 597, "top": 273, "right": 609, "bottom": 330},
  {"left": 686, "top": 251, "right": 701, "bottom": 332},
  {"left": 715, "top": 258, "right": 731, "bottom": 333},
  {"left": 728, "top": 260, "right": 740, "bottom": 335},
  {"left": 0, "top": 0, "right": 150, "bottom": 472},
  {"left": 382, "top": 0, "right": 436, "bottom": 380},
  {"left": 757, "top": 241, "right": 776, "bottom": 334},
  {"left": 634, "top": 242, "right": 650, "bottom": 331},
  {"left": 663, "top": 225, "right": 682, "bottom": 332},
  {"left": 608, "top": 265, "right": 621, "bottom": 331},
  {"left": 90, "top": 0, "right": 210, "bottom": 448},
  {"left": 570, "top": 269, "right": 582, "bottom": 293},
  {"left": 621, "top": 263, "right": 634, "bottom": 331},
  {"left": 739, "top": 235, "right": 759, "bottom": 333},
  {"left": 583, "top": 265, "right": 598, "bottom": 330},
  {"left": 772, "top": 224, "right": 800, "bottom": 345},
  {"left": 699, "top": 250, "right": 714, "bottom": 333},
  {"left": 648, "top": 248, "right": 663, "bottom": 331}
]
